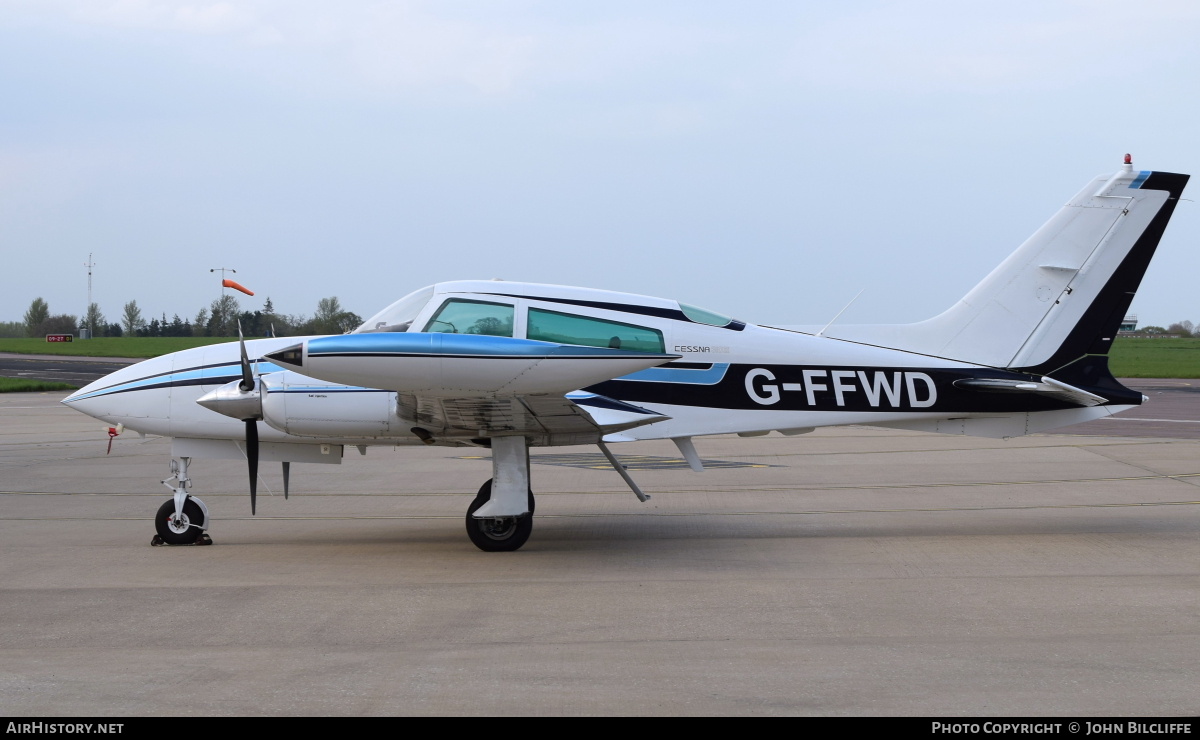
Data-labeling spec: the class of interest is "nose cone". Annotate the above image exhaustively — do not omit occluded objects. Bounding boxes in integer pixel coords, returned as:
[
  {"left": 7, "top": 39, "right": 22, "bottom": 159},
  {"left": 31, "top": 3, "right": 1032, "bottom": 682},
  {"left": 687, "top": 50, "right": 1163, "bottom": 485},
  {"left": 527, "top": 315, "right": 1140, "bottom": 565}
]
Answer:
[
  {"left": 61, "top": 375, "right": 122, "bottom": 423},
  {"left": 59, "top": 355, "right": 174, "bottom": 425},
  {"left": 62, "top": 383, "right": 92, "bottom": 406}
]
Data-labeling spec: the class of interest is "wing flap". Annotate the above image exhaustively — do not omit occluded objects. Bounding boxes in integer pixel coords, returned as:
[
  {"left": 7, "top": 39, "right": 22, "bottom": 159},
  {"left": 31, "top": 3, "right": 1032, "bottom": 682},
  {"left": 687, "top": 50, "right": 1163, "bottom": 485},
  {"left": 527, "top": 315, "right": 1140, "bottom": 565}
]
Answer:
[{"left": 395, "top": 391, "right": 669, "bottom": 444}]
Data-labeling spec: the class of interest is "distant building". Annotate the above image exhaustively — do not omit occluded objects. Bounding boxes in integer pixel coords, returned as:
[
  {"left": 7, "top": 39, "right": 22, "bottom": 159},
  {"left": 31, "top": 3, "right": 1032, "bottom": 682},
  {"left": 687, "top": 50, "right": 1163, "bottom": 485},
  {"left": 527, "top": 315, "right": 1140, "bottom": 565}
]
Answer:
[{"left": 1118, "top": 315, "right": 1138, "bottom": 334}]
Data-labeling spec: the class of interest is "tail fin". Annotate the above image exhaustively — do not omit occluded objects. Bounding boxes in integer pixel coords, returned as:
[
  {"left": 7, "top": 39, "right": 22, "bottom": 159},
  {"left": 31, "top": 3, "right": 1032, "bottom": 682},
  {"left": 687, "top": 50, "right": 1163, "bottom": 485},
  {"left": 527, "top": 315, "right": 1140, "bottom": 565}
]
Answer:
[{"left": 823, "top": 161, "right": 1189, "bottom": 373}]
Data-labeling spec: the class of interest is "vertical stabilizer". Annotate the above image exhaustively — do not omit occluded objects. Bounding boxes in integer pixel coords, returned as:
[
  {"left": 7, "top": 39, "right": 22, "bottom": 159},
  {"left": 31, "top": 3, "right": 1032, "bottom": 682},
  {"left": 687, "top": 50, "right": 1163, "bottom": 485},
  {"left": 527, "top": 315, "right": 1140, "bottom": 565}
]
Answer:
[{"left": 820, "top": 160, "right": 1189, "bottom": 372}]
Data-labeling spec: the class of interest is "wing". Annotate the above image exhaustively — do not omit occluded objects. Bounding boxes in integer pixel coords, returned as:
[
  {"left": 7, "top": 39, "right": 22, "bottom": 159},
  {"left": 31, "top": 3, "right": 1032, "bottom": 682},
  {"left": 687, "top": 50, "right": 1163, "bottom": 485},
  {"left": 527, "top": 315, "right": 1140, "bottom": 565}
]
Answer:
[
  {"left": 395, "top": 391, "right": 669, "bottom": 446},
  {"left": 261, "top": 332, "right": 678, "bottom": 445},
  {"left": 265, "top": 333, "right": 681, "bottom": 397}
]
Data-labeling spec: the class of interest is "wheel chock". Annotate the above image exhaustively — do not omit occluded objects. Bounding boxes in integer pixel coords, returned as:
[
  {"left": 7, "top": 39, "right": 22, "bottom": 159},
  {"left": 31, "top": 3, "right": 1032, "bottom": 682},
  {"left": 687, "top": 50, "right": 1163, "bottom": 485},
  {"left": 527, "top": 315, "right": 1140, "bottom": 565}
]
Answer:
[{"left": 150, "top": 533, "right": 213, "bottom": 546}]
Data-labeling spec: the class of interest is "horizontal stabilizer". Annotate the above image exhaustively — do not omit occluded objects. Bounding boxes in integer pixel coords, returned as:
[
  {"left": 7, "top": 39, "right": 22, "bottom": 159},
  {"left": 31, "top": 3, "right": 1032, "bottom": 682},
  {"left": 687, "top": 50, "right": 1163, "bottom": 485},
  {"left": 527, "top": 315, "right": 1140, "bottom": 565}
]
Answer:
[{"left": 953, "top": 376, "right": 1107, "bottom": 407}]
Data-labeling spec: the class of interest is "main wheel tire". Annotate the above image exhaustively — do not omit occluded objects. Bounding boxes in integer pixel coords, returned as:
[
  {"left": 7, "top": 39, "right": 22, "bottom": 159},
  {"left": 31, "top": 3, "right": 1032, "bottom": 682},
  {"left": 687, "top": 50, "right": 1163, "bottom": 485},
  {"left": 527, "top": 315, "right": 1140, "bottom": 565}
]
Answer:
[
  {"left": 465, "top": 479, "right": 534, "bottom": 552},
  {"left": 154, "top": 498, "right": 205, "bottom": 545}
]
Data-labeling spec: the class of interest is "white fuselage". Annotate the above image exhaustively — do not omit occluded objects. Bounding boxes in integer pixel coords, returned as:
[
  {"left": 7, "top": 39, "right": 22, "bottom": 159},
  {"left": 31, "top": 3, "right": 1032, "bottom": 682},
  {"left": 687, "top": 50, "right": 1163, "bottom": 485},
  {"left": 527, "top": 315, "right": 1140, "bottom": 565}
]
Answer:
[{"left": 62, "top": 280, "right": 1128, "bottom": 450}]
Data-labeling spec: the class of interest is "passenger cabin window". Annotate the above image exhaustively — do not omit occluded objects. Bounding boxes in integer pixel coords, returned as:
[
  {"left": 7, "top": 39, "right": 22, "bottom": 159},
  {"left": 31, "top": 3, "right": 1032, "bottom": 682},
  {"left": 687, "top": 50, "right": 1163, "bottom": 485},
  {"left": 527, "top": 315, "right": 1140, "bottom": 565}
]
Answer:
[
  {"left": 527, "top": 308, "right": 664, "bottom": 352},
  {"left": 424, "top": 299, "right": 514, "bottom": 337}
]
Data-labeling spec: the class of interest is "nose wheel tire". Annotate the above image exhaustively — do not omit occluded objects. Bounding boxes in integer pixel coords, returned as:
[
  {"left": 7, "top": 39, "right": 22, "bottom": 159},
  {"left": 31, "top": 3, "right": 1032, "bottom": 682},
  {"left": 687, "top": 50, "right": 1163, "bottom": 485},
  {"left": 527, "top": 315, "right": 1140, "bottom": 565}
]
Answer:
[
  {"left": 465, "top": 479, "right": 534, "bottom": 552},
  {"left": 155, "top": 498, "right": 206, "bottom": 545}
]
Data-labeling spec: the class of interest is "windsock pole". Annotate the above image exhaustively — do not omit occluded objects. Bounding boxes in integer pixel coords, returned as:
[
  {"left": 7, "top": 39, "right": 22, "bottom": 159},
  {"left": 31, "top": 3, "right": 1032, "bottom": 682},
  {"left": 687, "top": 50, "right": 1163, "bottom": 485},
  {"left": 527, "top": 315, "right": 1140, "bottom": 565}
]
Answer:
[{"left": 211, "top": 267, "right": 237, "bottom": 304}]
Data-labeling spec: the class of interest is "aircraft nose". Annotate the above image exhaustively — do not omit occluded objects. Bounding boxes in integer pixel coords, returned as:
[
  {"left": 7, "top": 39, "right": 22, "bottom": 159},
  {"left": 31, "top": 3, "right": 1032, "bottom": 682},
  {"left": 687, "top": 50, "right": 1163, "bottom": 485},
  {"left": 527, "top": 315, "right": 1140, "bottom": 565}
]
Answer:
[
  {"left": 59, "top": 356, "right": 168, "bottom": 424},
  {"left": 61, "top": 379, "right": 114, "bottom": 421}
]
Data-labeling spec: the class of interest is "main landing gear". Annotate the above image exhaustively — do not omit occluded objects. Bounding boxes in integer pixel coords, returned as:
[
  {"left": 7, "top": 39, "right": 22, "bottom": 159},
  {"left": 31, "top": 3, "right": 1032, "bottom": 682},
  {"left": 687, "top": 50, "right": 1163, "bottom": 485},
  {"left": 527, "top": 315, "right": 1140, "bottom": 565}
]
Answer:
[
  {"left": 462, "top": 436, "right": 656, "bottom": 552},
  {"left": 466, "top": 436, "right": 536, "bottom": 552},
  {"left": 465, "top": 479, "right": 535, "bottom": 552},
  {"left": 152, "top": 457, "right": 212, "bottom": 546}
]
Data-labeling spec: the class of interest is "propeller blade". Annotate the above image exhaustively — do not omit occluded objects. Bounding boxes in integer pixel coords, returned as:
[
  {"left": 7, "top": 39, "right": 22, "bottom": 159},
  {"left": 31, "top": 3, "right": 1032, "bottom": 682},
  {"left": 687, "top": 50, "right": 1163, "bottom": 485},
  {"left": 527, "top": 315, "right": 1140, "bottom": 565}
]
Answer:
[
  {"left": 238, "top": 321, "right": 254, "bottom": 392},
  {"left": 246, "top": 419, "right": 259, "bottom": 515},
  {"left": 282, "top": 461, "right": 290, "bottom": 500}
]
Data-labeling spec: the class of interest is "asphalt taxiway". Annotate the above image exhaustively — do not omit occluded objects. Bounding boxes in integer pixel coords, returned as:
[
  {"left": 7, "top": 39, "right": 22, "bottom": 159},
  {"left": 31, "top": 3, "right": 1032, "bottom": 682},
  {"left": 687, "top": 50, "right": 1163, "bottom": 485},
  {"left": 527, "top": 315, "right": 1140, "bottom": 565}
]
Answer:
[
  {"left": 1, "top": 387, "right": 1197, "bottom": 716},
  {"left": 0, "top": 353, "right": 137, "bottom": 386}
]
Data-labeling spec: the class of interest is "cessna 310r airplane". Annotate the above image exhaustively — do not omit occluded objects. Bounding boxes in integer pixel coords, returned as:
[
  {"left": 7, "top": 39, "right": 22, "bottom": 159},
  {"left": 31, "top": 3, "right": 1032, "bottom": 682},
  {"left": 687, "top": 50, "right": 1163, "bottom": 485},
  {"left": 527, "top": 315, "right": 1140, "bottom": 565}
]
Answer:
[{"left": 63, "top": 157, "right": 1189, "bottom": 551}]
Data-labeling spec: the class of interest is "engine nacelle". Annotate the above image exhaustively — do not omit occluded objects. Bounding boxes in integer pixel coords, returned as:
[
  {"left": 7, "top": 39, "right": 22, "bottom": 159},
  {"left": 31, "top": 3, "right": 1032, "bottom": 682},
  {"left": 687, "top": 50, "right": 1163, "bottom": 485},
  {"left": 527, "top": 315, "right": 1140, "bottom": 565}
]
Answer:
[{"left": 258, "top": 372, "right": 394, "bottom": 439}]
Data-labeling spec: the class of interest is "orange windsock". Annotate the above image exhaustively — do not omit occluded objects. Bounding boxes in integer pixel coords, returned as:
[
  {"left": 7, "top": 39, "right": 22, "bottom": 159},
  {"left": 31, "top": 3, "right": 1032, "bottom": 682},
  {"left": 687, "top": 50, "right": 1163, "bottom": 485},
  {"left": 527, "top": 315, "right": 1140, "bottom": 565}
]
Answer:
[{"left": 222, "top": 279, "right": 255, "bottom": 296}]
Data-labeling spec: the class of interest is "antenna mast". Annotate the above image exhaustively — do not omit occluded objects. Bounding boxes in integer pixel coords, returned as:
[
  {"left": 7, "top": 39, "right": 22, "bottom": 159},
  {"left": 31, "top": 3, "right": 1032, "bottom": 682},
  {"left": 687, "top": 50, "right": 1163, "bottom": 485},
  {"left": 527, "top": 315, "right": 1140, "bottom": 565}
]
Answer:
[{"left": 83, "top": 253, "right": 95, "bottom": 338}]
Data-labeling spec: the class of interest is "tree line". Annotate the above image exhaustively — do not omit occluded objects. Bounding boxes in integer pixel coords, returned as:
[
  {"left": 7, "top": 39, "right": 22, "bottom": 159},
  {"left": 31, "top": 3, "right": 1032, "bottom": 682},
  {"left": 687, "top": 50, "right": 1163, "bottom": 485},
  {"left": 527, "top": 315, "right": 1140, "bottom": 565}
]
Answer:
[
  {"left": 4, "top": 296, "right": 363, "bottom": 339},
  {"left": 1137, "top": 321, "right": 1200, "bottom": 337}
]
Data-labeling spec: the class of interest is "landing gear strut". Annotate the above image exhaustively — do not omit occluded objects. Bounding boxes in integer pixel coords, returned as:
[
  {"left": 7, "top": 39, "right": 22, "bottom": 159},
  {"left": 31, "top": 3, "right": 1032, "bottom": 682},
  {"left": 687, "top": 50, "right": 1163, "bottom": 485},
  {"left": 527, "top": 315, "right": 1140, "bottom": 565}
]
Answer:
[
  {"left": 466, "top": 436, "right": 535, "bottom": 552},
  {"left": 152, "top": 456, "right": 211, "bottom": 546}
]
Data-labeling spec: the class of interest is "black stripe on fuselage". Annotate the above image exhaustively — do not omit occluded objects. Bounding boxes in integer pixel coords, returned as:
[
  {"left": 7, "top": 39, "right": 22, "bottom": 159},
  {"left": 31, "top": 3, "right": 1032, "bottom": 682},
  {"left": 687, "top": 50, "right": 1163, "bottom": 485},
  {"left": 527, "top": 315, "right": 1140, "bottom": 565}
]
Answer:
[
  {"left": 79, "top": 360, "right": 244, "bottom": 396},
  {"left": 588, "top": 363, "right": 1143, "bottom": 413},
  {"left": 87, "top": 374, "right": 243, "bottom": 398}
]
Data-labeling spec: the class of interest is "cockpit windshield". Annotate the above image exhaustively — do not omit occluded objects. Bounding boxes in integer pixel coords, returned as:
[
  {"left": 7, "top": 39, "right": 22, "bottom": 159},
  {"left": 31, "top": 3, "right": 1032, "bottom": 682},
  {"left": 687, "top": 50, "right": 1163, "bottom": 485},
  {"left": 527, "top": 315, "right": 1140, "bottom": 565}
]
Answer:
[
  {"left": 354, "top": 287, "right": 436, "bottom": 333},
  {"left": 679, "top": 302, "right": 735, "bottom": 327}
]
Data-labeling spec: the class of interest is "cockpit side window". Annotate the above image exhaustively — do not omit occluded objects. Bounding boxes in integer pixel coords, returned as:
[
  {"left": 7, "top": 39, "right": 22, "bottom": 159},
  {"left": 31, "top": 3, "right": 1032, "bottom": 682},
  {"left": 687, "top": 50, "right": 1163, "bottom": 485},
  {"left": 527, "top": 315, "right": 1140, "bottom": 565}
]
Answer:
[
  {"left": 424, "top": 299, "right": 515, "bottom": 337},
  {"left": 355, "top": 287, "right": 435, "bottom": 333},
  {"left": 527, "top": 308, "right": 664, "bottom": 352}
]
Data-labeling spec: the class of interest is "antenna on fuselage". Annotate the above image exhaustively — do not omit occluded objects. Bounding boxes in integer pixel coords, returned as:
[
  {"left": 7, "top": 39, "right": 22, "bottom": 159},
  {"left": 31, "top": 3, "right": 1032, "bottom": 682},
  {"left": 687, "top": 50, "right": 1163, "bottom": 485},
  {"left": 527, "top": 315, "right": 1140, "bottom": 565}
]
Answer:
[{"left": 816, "top": 288, "right": 865, "bottom": 338}]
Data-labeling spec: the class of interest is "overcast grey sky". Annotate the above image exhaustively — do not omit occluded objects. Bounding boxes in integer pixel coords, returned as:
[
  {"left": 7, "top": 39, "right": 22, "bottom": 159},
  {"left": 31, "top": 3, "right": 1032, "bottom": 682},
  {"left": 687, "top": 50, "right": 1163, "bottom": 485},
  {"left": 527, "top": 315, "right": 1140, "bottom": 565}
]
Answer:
[{"left": 3, "top": 1, "right": 1200, "bottom": 330}]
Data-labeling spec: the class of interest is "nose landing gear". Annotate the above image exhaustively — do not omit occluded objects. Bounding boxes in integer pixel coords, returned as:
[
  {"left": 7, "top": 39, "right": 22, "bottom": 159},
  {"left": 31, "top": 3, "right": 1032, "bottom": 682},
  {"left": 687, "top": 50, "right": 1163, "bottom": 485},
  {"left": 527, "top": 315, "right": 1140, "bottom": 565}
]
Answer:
[
  {"left": 151, "top": 456, "right": 212, "bottom": 546},
  {"left": 153, "top": 498, "right": 211, "bottom": 545}
]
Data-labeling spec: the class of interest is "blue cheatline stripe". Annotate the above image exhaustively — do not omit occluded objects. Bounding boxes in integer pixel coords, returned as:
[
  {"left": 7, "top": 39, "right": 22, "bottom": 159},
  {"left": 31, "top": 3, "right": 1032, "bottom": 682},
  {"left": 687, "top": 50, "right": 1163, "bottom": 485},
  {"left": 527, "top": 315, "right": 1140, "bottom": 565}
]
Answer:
[
  {"left": 307, "top": 332, "right": 673, "bottom": 359},
  {"left": 617, "top": 363, "right": 730, "bottom": 385},
  {"left": 1129, "top": 171, "right": 1151, "bottom": 189},
  {"left": 65, "top": 361, "right": 286, "bottom": 401}
]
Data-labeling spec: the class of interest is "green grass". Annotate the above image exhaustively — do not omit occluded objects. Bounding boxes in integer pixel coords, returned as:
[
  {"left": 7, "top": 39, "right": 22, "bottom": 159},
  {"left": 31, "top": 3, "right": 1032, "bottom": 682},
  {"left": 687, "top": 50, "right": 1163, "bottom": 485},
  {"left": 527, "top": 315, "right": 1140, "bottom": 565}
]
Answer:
[
  {"left": 0, "top": 377, "right": 78, "bottom": 393},
  {"left": 1107, "top": 337, "right": 1200, "bottom": 378},
  {"left": 0, "top": 337, "right": 236, "bottom": 358}
]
